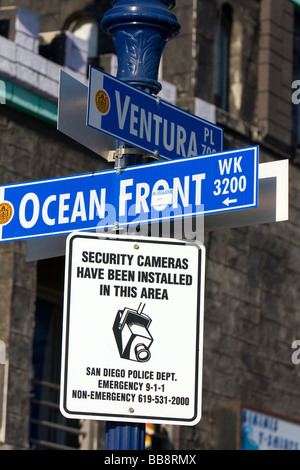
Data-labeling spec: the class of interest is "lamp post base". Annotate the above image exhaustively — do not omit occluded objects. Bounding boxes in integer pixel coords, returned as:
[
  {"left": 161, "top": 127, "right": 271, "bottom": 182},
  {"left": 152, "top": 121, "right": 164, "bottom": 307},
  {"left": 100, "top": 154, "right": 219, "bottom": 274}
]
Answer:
[{"left": 105, "top": 421, "right": 146, "bottom": 450}]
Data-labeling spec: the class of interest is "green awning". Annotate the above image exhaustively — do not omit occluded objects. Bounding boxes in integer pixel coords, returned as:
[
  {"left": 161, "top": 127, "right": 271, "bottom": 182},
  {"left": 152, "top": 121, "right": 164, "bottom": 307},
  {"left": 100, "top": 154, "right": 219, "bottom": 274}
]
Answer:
[{"left": 1, "top": 79, "right": 58, "bottom": 126}]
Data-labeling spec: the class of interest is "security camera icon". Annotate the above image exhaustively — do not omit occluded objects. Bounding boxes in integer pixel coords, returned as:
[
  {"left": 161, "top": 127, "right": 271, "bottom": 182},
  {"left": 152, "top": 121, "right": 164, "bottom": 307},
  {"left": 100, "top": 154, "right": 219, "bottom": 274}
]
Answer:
[{"left": 113, "top": 303, "right": 153, "bottom": 363}]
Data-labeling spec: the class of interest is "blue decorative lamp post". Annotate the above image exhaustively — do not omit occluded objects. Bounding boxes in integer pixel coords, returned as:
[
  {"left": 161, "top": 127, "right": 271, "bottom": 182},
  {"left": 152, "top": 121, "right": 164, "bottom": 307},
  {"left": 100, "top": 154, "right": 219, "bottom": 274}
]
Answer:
[{"left": 101, "top": 0, "right": 180, "bottom": 450}]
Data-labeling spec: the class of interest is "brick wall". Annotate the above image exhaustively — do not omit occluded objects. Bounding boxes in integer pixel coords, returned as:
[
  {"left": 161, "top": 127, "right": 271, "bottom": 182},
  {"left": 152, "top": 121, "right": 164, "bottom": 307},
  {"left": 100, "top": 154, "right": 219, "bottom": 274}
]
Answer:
[
  {"left": 0, "top": 1, "right": 115, "bottom": 448},
  {"left": 0, "top": 103, "right": 113, "bottom": 448},
  {"left": 168, "top": 0, "right": 300, "bottom": 451}
]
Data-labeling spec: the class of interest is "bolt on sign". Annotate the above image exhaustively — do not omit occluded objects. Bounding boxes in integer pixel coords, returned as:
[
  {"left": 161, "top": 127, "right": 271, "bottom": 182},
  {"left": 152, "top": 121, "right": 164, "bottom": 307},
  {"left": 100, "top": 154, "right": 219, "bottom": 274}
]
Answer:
[{"left": 60, "top": 232, "right": 205, "bottom": 426}]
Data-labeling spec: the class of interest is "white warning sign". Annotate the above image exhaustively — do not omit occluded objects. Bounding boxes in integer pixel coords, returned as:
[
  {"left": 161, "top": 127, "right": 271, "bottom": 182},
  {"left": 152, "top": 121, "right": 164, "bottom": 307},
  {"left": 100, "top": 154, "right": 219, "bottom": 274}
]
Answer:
[{"left": 60, "top": 232, "right": 205, "bottom": 426}]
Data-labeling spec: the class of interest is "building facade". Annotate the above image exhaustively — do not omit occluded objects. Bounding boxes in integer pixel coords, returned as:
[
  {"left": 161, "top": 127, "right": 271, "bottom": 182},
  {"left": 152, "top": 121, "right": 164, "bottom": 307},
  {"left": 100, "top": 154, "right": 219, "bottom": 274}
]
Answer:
[{"left": 0, "top": 0, "right": 299, "bottom": 450}]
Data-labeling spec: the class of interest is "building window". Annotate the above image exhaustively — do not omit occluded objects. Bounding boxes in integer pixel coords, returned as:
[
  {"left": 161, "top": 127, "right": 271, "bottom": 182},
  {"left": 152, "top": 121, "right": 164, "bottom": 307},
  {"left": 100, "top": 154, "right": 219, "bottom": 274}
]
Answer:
[
  {"left": 214, "top": 3, "right": 243, "bottom": 117},
  {"left": 29, "top": 258, "right": 84, "bottom": 450},
  {"left": 214, "top": 3, "right": 232, "bottom": 111},
  {"left": 68, "top": 14, "right": 99, "bottom": 59}
]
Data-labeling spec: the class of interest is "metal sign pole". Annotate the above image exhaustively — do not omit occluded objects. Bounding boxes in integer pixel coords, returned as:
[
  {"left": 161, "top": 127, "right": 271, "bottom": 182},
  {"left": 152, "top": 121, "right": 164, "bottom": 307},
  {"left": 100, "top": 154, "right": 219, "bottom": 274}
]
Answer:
[{"left": 101, "top": 0, "right": 180, "bottom": 450}]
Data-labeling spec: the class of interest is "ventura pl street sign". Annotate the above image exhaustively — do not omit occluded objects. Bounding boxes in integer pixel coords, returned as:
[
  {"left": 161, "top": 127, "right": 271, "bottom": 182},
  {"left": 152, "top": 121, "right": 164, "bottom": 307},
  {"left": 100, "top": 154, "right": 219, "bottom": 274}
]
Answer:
[
  {"left": 60, "top": 232, "right": 205, "bottom": 425},
  {"left": 0, "top": 147, "right": 258, "bottom": 242},
  {"left": 87, "top": 67, "right": 224, "bottom": 161}
]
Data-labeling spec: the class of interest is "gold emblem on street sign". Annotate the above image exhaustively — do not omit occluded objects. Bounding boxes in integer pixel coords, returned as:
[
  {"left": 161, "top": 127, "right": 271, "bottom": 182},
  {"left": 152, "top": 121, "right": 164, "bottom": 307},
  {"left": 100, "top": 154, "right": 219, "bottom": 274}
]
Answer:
[
  {"left": 0, "top": 202, "right": 13, "bottom": 225},
  {"left": 95, "top": 90, "right": 110, "bottom": 114}
]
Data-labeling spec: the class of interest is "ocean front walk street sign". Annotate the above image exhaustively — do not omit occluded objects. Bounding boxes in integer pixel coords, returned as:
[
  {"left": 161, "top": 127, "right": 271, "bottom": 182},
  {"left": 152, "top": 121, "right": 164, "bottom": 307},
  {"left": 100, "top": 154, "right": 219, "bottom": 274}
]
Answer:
[
  {"left": 60, "top": 233, "right": 205, "bottom": 425},
  {"left": 0, "top": 147, "right": 258, "bottom": 242},
  {"left": 87, "top": 67, "right": 224, "bottom": 161}
]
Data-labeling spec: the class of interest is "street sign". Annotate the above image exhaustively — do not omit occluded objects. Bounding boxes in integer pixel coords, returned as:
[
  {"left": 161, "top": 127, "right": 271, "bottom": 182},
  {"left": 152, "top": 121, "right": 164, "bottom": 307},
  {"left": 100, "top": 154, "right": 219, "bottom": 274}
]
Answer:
[
  {"left": 57, "top": 70, "right": 116, "bottom": 161},
  {"left": 26, "top": 159, "right": 288, "bottom": 262},
  {"left": 60, "top": 232, "right": 205, "bottom": 425},
  {"left": 0, "top": 146, "right": 258, "bottom": 242},
  {"left": 87, "top": 67, "right": 224, "bottom": 161}
]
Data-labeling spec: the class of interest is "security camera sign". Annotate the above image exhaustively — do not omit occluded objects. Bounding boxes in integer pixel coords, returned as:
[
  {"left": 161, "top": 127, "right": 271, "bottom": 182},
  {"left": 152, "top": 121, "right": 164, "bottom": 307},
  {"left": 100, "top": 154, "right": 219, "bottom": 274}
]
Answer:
[{"left": 60, "top": 232, "right": 205, "bottom": 425}]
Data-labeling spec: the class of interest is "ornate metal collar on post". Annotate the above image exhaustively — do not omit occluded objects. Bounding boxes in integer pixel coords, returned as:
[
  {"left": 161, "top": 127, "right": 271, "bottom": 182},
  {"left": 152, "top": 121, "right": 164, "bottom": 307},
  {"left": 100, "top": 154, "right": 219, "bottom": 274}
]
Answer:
[{"left": 101, "top": 0, "right": 181, "bottom": 94}]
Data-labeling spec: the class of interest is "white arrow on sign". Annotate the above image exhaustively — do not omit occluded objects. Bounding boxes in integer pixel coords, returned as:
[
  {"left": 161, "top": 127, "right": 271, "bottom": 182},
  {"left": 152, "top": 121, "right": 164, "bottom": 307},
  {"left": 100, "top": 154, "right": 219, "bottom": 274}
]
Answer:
[{"left": 223, "top": 197, "right": 238, "bottom": 206}]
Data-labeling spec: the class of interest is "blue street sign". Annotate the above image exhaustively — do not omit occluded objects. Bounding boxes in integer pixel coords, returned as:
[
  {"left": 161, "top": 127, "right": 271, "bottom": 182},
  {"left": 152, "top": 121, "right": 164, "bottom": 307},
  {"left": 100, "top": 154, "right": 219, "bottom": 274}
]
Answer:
[
  {"left": 87, "top": 67, "right": 224, "bottom": 161},
  {"left": 0, "top": 147, "right": 258, "bottom": 242}
]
